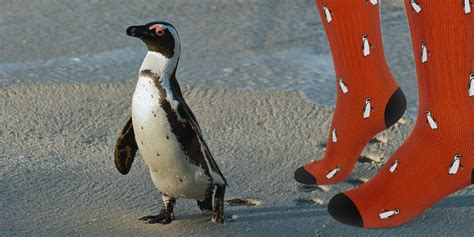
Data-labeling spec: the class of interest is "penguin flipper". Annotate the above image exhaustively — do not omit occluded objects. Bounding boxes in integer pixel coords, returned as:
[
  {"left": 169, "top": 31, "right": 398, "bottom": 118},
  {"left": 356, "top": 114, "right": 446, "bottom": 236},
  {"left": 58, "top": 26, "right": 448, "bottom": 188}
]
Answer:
[
  {"left": 177, "top": 102, "right": 228, "bottom": 186},
  {"left": 114, "top": 117, "right": 138, "bottom": 175}
]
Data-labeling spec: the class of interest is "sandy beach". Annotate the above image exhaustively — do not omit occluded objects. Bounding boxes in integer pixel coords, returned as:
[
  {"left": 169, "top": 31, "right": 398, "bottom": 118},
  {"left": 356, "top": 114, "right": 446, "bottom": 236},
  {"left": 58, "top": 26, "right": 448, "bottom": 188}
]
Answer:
[{"left": 1, "top": 0, "right": 473, "bottom": 236}]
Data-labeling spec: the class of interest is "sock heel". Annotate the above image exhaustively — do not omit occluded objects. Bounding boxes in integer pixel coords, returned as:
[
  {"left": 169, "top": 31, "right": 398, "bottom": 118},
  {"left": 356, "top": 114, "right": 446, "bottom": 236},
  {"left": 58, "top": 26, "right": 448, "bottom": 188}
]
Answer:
[{"left": 384, "top": 87, "right": 407, "bottom": 128}]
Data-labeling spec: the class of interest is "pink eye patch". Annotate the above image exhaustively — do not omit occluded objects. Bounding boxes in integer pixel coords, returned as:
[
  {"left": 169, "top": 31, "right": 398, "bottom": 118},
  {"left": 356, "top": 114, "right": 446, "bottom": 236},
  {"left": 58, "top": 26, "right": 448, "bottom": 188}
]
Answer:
[{"left": 149, "top": 24, "right": 165, "bottom": 36}]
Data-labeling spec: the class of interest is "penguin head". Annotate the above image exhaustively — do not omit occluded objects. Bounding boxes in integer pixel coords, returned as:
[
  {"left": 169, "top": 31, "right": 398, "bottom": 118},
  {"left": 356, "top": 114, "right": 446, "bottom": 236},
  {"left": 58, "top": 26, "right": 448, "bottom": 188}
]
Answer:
[
  {"left": 421, "top": 41, "right": 427, "bottom": 47},
  {"left": 470, "top": 73, "right": 474, "bottom": 80},
  {"left": 126, "top": 21, "right": 180, "bottom": 59},
  {"left": 454, "top": 154, "right": 463, "bottom": 159},
  {"left": 366, "top": 97, "right": 372, "bottom": 102},
  {"left": 362, "top": 34, "right": 368, "bottom": 40},
  {"left": 424, "top": 110, "right": 431, "bottom": 115}
]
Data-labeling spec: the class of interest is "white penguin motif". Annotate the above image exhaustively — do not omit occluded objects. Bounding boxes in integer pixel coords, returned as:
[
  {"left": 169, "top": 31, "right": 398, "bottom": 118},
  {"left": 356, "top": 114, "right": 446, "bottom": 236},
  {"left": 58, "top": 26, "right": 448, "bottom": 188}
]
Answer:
[
  {"left": 366, "top": 0, "right": 378, "bottom": 5},
  {"left": 389, "top": 160, "right": 399, "bottom": 173},
  {"left": 326, "top": 166, "right": 341, "bottom": 179},
  {"left": 425, "top": 111, "right": 438, "bottom": 130},
  {"left": 362, "top": 98, "right": 374, "bottom": 119},
  {"left": 379, "top": 209, "right": 400, "bottom": 219},
  {"left": 332, "top": 128, "right": 338, "bottom": 143},
  {"left": 464, "top": 0, "right": 472, "bottom": 14},
  {"left": 362, "top": 34, "right": 371, "bottom": 57},
  {"left": 338, "top": 78, "right": 349, "bottom": 94},
  {"left": 323, "top": 4, "right": 333, "bottom": 23},
  {"left": 410, "top": 0, "right": 422, "bottom": 13},
  {"left": 468, "top": 73, "right": 474, "bottom": 97},
  {"left": 421, "top": 42, "right": 429, "bottom": 64},
  {"left": 448, "top": 154, "right": 464, "bottom": 175}
]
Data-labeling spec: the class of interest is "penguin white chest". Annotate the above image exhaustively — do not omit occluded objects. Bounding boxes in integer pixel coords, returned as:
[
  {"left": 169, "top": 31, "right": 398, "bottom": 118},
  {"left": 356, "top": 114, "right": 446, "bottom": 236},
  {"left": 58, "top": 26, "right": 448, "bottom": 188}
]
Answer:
[{"left": 132, "top": 77, "right": 211, "bottom": 200}]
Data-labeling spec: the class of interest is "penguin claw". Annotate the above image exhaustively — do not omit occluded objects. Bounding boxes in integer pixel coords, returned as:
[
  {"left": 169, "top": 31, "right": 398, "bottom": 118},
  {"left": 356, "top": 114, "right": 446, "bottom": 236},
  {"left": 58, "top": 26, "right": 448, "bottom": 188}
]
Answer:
[{"left": 211, "top": 213, "right": 224, "bottom": 224}]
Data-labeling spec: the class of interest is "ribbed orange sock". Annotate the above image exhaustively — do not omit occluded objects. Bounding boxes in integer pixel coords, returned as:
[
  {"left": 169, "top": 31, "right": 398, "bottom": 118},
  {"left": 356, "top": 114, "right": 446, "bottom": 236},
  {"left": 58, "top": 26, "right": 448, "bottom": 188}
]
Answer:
[
  {"left": 328, "top": 0, "right": 474, "bottom": 228},
  {"left": 294, "top": 0, "right": 406, "bottom": 185}
]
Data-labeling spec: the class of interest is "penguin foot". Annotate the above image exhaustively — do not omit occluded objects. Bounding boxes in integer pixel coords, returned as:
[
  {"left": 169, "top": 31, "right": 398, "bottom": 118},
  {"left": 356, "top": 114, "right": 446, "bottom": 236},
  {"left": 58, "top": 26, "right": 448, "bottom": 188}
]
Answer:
[{"left": 139, "top": 209, "right": 175, "bottom": 224}]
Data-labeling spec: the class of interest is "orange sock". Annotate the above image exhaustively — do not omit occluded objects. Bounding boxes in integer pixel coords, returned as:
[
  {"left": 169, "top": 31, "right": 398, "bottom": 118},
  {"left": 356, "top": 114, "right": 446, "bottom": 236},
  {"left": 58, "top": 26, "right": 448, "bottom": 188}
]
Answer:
[
  {"left": 294, "top": 0, "right": 406, "bottom": 185},
  {"left": 328, "top": 0, "right": 474, "bottom": 228}
]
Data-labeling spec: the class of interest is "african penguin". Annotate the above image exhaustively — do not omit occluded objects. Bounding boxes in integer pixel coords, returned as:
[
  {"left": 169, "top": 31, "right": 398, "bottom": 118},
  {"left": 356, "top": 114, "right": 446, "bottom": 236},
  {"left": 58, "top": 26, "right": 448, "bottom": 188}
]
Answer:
[
  {"left": 421, "top": 41, "right": 429, "bottom": 64},
  {"left": 323, "top": 4, "right": 333, "bottom": 23},
  {"left": 338, "top": 78, "right": 349, "bottom": 94},
  {"left": 449, "top": 154, "right": 464, "bottom": 175},
  {"left": 362, "top": 97, "right": 374, "bottom": 119},
  {"left": 464, "top": 0, "right": 472, "bottom": 14},
  {"left": 468, "top": 73, "right": 474, "bottom": 97},
  {"left": 379, "top": 209, "right": 400, "bottom": 219},
  {"left": 326, "top": 166, "right": 341, "bottom": 179},
  {"left": 114, "top": 21, "right": 227, "bottom": 224},
  {"left": 424, "top": 110, "right": 438, "bottom": 130},
  {"left": 410, "top": 0, "right": 422, "bottom": 13},
  {"left": 362, "top": 34, "right": 371, "bottom": 57},
  {"left": 332, "top": 128, "right": 338, "bottom": 143}
]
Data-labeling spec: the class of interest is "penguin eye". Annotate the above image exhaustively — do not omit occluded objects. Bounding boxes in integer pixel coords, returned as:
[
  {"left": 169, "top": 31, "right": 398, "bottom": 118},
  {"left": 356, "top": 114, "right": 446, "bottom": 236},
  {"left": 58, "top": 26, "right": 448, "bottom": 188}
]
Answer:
[
  {"left": 149, "top": 24, "right": 165, "bottom": 36},
  {"left": 156, "top": 29, "right": 165, "bottom": 36}
]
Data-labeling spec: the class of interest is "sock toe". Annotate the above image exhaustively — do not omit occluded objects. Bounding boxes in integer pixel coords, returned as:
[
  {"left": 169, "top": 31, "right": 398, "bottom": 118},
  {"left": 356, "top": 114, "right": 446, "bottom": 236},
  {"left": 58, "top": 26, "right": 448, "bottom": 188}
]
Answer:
[
  {"left": 294, "top": 167, "right": 317, "bottom": 184},
  {"left": 328, "top": 193, "right": 363, "bottom": 227}
]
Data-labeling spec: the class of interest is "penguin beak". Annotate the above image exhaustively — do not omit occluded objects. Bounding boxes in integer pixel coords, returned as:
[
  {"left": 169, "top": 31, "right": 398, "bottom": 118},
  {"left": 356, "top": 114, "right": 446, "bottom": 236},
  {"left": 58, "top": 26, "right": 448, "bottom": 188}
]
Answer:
[{"left": 126, "top": 25, "right": 147, "bottom": 37}]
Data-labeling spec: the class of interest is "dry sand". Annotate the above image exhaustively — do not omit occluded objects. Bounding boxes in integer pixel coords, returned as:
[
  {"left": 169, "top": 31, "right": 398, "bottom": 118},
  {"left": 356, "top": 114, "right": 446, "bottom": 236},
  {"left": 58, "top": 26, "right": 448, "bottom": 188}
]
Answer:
[{"left": 2, "top": 83, "right": 473, "bottom": 236}]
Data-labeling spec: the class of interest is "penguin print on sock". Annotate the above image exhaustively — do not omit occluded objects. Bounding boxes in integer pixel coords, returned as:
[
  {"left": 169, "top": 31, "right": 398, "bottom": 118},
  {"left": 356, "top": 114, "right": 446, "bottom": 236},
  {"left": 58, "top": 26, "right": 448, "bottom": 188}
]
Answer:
[
  {"left": 448, "top": 154, "right": 464, "bottom": 175},
  {"left": 362, "top": 34, "right": 372, "bottom": 57},
  {"left": 326, "top": 166, "right": 341, "bottom": 179},
  {"left": 464, "top": 0, "right": 473, "bottom": 14},
  {"left": 323, "top": 4, "right": 333, "bottom": 23},
  {"left": 338, "top": 78, "right": 349, "bottom": 94},
  {"left": 410, "top": 0, "right": 422, "bottom": 13},
  {"left": 421, "top": 41, "right": 430, "bottom": 64},
  {"left": 366, "top": 0, "right": 378, "bottom": 6},
  {"left": 468, "top": 73, "right": 474, "bottom": 97},
  {"left": 379, "top": 209, "right": 400, "bottom": 219},
  {"left": 362, "top": 98, "right": 374, "bottom": 119},
  {"left": 332, "top": 128, "right": 338, "bottom": 143},
  {"left": 389, "top": 160, "right": 399, "bottom": 173},
  {"left": 424, "top": 110, "right": 438, "bottom": 130}
]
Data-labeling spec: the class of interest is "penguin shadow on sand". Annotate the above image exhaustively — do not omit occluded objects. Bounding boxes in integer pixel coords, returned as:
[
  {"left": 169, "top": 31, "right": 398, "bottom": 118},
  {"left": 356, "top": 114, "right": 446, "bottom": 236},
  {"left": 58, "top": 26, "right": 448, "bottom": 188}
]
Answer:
[
  {"left": 167, "top": 198, "right": 325, "bottom": 223},
  {"left": 223, "top": 205, "right": 327, "bottom": 223}
]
